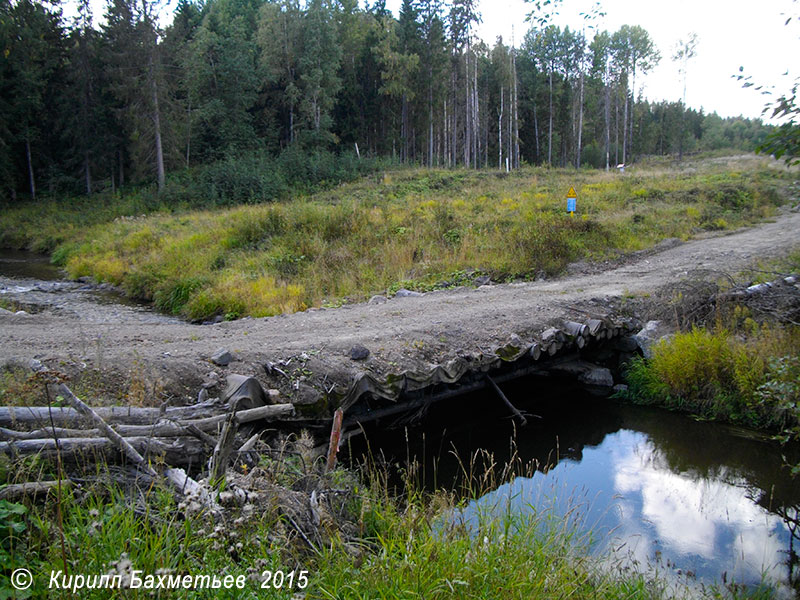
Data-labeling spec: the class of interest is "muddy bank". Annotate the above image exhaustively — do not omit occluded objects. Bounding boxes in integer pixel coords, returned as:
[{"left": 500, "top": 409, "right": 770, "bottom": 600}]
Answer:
[{"left": 2, "top": 208, "right": 799, "bottom": 415}]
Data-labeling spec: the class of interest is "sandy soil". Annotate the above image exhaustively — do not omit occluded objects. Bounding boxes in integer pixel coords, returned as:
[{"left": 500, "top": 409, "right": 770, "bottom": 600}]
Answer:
[{"left": 2, "top": 207, "right": 799, "bottom": 408}]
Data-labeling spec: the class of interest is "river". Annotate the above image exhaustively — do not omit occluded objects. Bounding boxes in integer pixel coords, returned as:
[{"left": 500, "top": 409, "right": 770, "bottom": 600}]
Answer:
[
  {"left": 345, "top": 379, "right": 800, "bottom": 598},
  {"left": 0, "top": 249, "right": 179, "bottom": 324}
]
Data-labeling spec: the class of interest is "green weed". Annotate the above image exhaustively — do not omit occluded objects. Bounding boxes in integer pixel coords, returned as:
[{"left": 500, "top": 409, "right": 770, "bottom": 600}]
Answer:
[{"left": 1, "top": 155, "right": 793, "bottom": 321}]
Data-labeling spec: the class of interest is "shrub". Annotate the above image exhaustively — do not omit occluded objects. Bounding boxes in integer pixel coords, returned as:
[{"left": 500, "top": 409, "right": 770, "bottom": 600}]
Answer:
[{"left": 625, "top": 323, "right": 800, "bottom": 429}]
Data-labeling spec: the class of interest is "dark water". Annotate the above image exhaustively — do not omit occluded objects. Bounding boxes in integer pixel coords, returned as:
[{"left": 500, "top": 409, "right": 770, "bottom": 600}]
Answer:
[
  {"left": 0, "top": 249, "right": 63, "bottom": 280},
  {"left": 345, "top": 379, "right": 800, "bottom": 597}
]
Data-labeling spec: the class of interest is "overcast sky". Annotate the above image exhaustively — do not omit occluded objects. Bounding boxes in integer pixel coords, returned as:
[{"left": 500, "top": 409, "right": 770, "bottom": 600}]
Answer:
[{"left": 386, "top": 0, "right": 800, "bottom": 121}]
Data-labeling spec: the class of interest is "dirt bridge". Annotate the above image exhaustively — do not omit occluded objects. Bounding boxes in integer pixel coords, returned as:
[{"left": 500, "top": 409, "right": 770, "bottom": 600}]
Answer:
[{"left": 2, "top": 208, "right": 799, "bottom": 425}]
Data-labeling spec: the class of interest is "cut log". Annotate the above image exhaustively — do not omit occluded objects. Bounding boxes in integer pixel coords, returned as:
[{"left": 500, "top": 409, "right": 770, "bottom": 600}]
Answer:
[
  {"left": 562, "top": 321, "right": 589, "bottom": 338},
  {"left": 0, "top": 480, "right": 73, "bottom": 501},
  {"left": 585, "top": 319, "right": 606, "bottom": 336},
  {"left": 0, "top": 403, "right": 295, "bottom": 439},
  {"left": 0, "top": 401, "right": 226, "bottom": 429}
]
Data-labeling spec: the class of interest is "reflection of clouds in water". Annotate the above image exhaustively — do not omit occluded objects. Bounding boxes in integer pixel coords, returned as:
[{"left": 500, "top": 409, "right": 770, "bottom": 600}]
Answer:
[
  {"left": 457, "top": 428, "right": 796, "bottom": 598},
  {"left": 611, "top": 432, "right": 789, "bottom": 592}
]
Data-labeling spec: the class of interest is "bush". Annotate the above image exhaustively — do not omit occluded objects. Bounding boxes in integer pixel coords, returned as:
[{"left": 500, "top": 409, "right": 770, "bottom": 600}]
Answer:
[
  {"left": 625, "top": 323, "right": 800, "bottom": 429},
  {"left": 157, "top": 148, "right": 385, "bottom": 209}
]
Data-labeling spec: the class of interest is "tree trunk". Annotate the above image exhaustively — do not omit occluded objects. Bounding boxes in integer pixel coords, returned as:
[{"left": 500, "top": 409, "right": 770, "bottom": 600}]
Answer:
[
  {"left": 84, "top": 151, "right": 92, "bottom": 196},
  {"left": 533, "top": 100, "right": 540, "bottom": 162},
  {"left": 614, "top": 90, "right": 619, "bottom": 165},
  {"left": 576, "top": 70, "right": 584, "bottom": 169},
  {"left": 149, "top": 50, "right": 165, "bottom": 194},
  {"left": 622, "top": 88, "right": 628, "bottom": 165},
  {"left": 464, "top": 49, "right": 471, "bottom": 168},
  {"left": 604, "top": 63, "right": 610, "bottom": 171},
  {"left": 25, "top": 137, "right": 35, "bottom": 201},
  {"left": 185, "top": 101, "right": 192, "bottom": 168},
  {"left": 118, "top": 147, "right": 124, "bottom": 188},
  {"left": 629, "top": 65, "right": 636, "bottom": 162},
  {"left": 428, "top": 82, "right": 434, "bottom": 167},
  {"left": 498, "top": 86, "right": 503, "bottom": 169},
  {"left": 548, "top": 69, "right": 553, "bottom": 165},
  {"left": 512, "top": 51, "right": 519, "bottom": 169}
]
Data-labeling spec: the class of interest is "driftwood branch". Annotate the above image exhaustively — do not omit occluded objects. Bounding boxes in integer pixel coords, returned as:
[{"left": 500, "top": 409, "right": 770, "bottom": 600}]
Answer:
[
  {"left": 486, "top": 376, "right": 527, "bottom": 426},
  {"left": 55, "top": 383, "right": 159, "bottom": 479},
  {"left": 209, "top": 412, "right": 239, "bottom": 486}
]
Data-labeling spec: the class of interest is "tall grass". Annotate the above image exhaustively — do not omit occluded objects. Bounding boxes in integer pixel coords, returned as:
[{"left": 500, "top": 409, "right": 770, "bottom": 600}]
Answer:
[
  {"left": 6, "top": 453, "right": 668, "bottom": 600},
  {"left": 6, "top": 428, "right": 782, "bottom": 599},
  {"left": 1, "top": 156, "right": 792, "bottom": 320},
  {"left": 625, "top": 319, "right": 800, "bottom": 430}
]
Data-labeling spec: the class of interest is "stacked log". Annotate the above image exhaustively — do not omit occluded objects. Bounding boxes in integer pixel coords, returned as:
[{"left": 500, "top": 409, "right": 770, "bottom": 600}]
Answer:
[{"left": 0, "top": 382, "right": 295, "bottom": 469}]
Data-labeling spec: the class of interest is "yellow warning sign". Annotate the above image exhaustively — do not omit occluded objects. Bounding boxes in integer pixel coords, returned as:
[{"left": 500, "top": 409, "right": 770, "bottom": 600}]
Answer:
[{"left": 567, "top": 186, "right": 577, "bottom": 197}]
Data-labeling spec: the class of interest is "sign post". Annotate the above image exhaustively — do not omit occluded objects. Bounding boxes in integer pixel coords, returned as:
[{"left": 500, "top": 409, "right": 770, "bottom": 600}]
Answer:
[{"left": 566, "top": 186, "right": 577, "bottom": 217}]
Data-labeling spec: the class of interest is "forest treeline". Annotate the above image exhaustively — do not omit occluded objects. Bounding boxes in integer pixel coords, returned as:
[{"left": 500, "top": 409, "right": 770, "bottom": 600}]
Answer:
[{"left": 0, "top": 0, "right": 773, "bottom": 201}]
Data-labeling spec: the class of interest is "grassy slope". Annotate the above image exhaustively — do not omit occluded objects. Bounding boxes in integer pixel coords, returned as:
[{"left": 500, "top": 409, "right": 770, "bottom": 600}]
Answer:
[
  {"left": 623, "top": 249, "right": 800, "bottom": 436},
  {"left": 1, "top": 155, "right": 792, "bottom": 320}
]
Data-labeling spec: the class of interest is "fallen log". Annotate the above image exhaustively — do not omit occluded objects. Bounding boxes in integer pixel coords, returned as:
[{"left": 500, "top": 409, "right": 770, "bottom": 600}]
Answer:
[
  {"left": 55, "top": 383, "right": 160, "bottom": 480},
  {"left": 209, "top": 412, "right": 239, "bottom": 486},
  {"left": 0, "top": 436, "right": 206, "bottom": 468},
  {"left": 0, "top": 403, "right": 295, "bottom": 440},
  {"left": 0, "top": 401, "right": 226, "bottom": 429},
  {"left": 59, "top": 385, "right": 215, "bottom": 502},
  {"left": 487, "top": 376, "right": 527, "bottom": 426},
  {"left": 0, "top": 480, "right": 73, "bottom": 501}
]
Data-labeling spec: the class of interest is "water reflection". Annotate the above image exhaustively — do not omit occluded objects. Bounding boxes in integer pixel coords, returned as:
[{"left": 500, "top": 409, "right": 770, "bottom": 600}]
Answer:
[
  {"left": 348, "top": 382, "right": 800, "bottom": 596},
  {"left": 0, "top": 249, "right": 63, "bottom": 280}
]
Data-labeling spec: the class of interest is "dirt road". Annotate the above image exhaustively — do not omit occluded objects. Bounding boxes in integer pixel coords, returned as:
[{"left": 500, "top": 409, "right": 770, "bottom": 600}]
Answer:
[{"left": 2, "top": 208, "right": 799, "bottom": 408}]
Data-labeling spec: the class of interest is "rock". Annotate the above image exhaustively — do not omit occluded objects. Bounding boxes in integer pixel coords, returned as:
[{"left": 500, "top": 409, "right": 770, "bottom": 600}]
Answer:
[
  {"left": 394, "top": 288, "right": 422, "bottom": 298},
  {"left": 634, "top": 320, "right": 673, "bottom": 359},
  {"left": 579, "top": 366, "right": 614, "bottom": 388},
  {"left": 349, "top": 344, "right": 370, "bottom": 361},
  {"left": 473, "top": 275, "right": 491, "bottom": 286},
  {"left": 508, "top": 334, "right": 523, "bottom": 347},
  {"left": 266, "top": 389, "right": 281, "bottom": 404},
  {"left": 293, "top": 382, "right": 321, "bottom": 405},
  {"left": 210, "top": 348, "right": 234, "bottom": 366},
  {"left": 613, "top": 384, "right": 629, "bottom": 394},
  {"left": 14, "top": 310, "right": 28, "bottom": 316},
  {"left": 369, "top": 295, "right": 388, "bottom": 305},
  {"left": 0, "top": 307, "right": 12, "bottom": 315}
]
